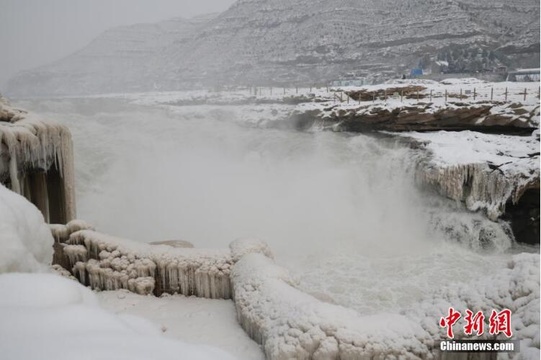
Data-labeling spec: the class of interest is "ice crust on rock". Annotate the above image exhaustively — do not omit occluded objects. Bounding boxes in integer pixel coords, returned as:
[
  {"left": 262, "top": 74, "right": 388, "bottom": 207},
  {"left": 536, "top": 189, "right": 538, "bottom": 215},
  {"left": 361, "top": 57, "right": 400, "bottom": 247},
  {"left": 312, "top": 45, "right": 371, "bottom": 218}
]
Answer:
[
  {"left": 64, "top": 230, "right": 234, "bottom": 298},
  {"left": 406, "top": 253, "right": 540, "bottom": 359},
  {"left": 50, "top": 219, "right": 94, "bottom": 242},
  {"left": 229, "top": 237, "right": 274, "bottom": 262},
  {"left": 231, "top": 252, "right": 540, "bottom": 359},
  {"left": 0, "top": 184, "right": 53, "bottom": 273},
  {"left": 0, "top": 99, "right": 75, "bottom": 219},
  {"left": 231, "top": 253, "right": 432, "bottom": 359},
  {"left": 407, "top": 130, "right": 540, "bottom": 221}
]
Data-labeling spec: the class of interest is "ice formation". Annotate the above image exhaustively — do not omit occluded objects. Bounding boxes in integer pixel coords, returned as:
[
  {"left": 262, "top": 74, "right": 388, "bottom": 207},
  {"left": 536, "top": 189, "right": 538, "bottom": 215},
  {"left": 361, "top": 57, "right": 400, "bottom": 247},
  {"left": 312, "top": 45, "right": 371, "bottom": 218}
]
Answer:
[
  {"left": 0, "top": 98, "right": 76, "bottom": 222},
  {"left": 0, "top": 272, "right": 238, "bottom": 360},
  {"left": 231, "top": 253, "right": 433, "bottom": 359},
  {"left": 229, "top": 237, "right": 274, "bottom": 262},
  {"left": 409, "top": 131, "right": 539, "bottom": 221},
  {"left": 406, "top": 253, "right": 540, "bottom": 359},
  {"left": 60, "top": 231, "right": 274, "bottom": 298},
  {"left": 50, "top": 219, "right": 94, "bottom": 242},
  {"left": 231, "top": 252, "right": 540, "bottom": 360},
  {"left": 0, "top": 184, "right": 53, "bottom": 273}
]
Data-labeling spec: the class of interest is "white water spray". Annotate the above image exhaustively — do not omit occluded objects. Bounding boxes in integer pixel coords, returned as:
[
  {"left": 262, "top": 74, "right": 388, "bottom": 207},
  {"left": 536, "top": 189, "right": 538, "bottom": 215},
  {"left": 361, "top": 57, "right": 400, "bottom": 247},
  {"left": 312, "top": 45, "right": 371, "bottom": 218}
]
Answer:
[{"left": 19, "top": 98, "right": 522, "bottom": 313}]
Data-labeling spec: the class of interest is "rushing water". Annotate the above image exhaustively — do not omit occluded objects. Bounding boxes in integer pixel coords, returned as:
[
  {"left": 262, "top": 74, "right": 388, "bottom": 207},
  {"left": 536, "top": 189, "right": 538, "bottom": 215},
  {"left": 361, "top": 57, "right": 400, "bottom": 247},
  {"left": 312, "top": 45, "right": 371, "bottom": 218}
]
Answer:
[{"left": 17, "top": 98, "right": 530, "bottom": 314}]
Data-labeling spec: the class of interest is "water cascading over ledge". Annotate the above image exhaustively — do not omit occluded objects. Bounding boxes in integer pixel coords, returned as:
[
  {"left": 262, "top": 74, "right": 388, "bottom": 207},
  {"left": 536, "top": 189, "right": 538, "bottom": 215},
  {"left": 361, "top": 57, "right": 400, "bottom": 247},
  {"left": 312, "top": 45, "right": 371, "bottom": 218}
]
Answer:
[
  {"left": 287, "top": 94, "right": 540, "bottom": 245},
  {"left": 0, "top": 97, "right": 76, "bottom": 224}
]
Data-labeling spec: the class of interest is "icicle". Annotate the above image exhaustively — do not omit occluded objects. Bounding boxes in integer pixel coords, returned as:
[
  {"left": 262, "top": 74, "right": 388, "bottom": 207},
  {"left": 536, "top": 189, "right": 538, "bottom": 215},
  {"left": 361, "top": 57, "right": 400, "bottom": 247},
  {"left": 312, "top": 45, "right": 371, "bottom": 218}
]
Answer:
[
  {"left": 63, "top": 244, "right": 88, "bottom": 267},
  {"left": 62, "top": 230, "right": 239, "bottom": 299}
]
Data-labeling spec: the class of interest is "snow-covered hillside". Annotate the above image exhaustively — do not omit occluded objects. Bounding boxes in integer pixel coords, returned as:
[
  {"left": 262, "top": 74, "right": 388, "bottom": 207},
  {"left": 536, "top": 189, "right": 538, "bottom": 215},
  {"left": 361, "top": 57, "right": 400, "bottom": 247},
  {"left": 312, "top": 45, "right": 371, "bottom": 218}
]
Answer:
[{"left": 6, "top": 0, "right": 540, "bottom": 96}]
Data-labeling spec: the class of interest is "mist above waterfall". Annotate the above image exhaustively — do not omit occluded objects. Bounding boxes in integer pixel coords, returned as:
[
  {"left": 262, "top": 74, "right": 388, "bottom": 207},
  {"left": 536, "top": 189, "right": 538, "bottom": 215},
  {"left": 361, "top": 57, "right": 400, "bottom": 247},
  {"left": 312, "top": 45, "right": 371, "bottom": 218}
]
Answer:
[{"left": 17, "top": 98, "right": 521, "bottom": 313}]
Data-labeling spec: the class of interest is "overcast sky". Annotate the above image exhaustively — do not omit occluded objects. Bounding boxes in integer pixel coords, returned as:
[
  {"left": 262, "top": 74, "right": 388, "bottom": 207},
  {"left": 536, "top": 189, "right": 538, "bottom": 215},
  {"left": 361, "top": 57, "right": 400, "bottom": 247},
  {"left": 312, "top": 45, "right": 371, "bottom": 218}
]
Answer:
[{"left": 0, "top": 0, "right": 236, "bottom": 88}]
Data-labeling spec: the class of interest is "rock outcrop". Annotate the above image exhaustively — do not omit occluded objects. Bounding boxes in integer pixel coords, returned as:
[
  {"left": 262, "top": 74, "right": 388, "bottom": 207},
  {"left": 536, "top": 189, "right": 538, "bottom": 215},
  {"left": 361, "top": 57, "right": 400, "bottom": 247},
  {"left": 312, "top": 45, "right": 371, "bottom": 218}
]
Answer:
[{"left": 295, "top": 101, "right": 538, "bottom": 134}]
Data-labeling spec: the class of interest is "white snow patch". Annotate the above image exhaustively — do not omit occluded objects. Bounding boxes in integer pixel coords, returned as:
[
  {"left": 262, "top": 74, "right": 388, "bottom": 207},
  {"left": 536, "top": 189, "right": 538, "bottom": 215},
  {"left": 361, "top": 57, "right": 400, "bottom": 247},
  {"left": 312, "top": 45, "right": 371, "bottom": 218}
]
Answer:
[
  {"left": 98, "top": 290, "right": 265, "bottom": 359},
  {"left": 0, "top": 184, "right": 53, "bottom": 273},
  {"left": 0, "top": 273, "right": 238, "bottom": 360}
]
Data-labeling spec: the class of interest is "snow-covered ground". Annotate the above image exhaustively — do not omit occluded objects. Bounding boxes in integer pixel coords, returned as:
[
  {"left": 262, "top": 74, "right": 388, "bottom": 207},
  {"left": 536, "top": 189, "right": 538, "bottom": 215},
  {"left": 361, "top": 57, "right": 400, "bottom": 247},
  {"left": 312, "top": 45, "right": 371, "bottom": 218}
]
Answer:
[
  {"left": 0, "top": 273, "right": 240, "bottom": 360},
  {"left": 97, "top": 290, "right": 265, "bottom": 359}
]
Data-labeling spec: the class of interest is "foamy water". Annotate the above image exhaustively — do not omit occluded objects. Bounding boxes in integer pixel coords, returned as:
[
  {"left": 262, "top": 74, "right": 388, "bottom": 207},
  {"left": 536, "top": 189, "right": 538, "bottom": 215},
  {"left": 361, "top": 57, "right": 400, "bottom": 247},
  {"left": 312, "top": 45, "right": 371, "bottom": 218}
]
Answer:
[{"left": 18, "top": 98, "right": 526, "bottom": 314}]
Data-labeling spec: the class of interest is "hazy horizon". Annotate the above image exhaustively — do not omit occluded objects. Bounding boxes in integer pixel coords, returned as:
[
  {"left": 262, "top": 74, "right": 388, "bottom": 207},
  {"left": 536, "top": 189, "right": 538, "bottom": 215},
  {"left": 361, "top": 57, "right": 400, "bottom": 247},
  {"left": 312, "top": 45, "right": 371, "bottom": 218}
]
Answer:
[{"left": 0, "top": 0, "right": 235, "bottom": 89}]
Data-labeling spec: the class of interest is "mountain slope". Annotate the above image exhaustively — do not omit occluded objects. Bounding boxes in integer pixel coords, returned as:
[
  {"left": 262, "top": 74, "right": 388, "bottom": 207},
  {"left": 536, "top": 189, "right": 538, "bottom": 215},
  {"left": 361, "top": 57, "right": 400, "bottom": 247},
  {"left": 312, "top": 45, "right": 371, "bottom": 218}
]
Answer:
[
  {"left": 6, "top": 0, "right": 540, "bottom": 96},
  {"left": 6, "top": 15, "right": 215, "bottom": 96}
]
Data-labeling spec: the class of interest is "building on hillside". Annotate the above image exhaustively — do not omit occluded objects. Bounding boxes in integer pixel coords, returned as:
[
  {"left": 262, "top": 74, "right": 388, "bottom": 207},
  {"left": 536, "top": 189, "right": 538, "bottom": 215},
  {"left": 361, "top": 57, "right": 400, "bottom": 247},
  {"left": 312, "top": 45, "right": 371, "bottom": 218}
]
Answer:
[{"left": 506, "top": 68, "right": 540, "bottom": 82}]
